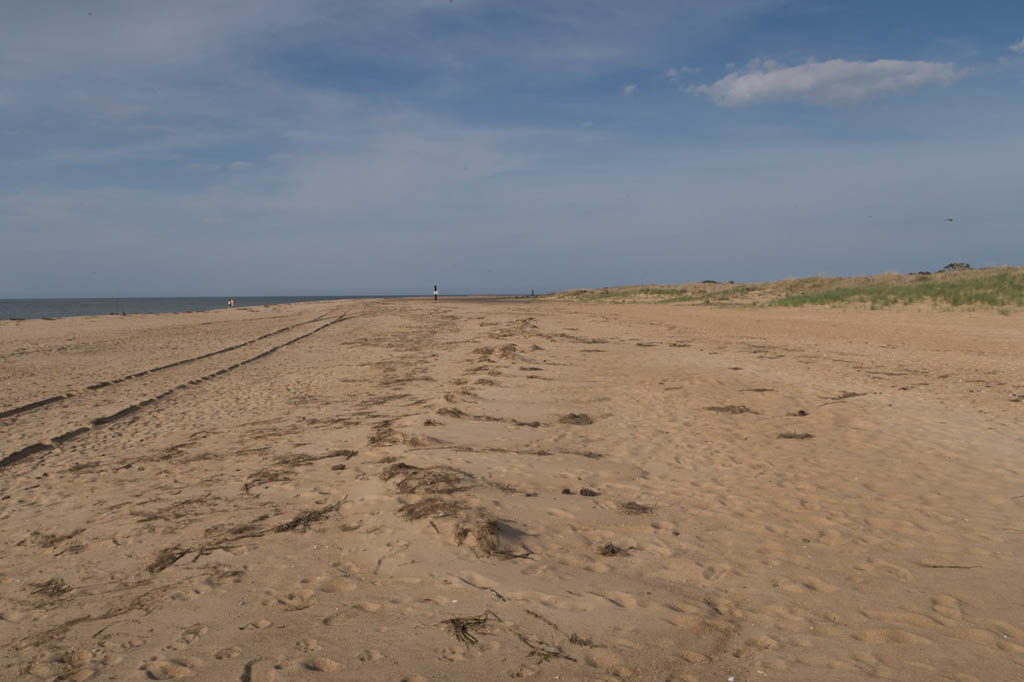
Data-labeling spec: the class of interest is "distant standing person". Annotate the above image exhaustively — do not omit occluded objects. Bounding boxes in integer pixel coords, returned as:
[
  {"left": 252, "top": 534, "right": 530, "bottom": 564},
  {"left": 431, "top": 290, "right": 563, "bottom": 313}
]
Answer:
[
  {"left": 228, "top": 298, "right": 235, "bottom": 308},
  {"left": 433, "top": 285, "right": 438, "bottom": 301}
]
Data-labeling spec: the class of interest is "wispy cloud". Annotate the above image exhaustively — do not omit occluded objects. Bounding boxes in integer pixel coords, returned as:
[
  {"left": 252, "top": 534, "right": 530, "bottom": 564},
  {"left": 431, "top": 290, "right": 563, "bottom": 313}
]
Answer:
[
  {"left": 690, "top": 58, "right": 964, "bottom": 106},
  {"left": 665, "top": 65, "right": 701, "bottom": 80},
  {"left": 1010, "top": 36, "right": 1024, "bottom": 53},
  {"left": 622, "top": 83, "right": 638, "bottom": 96}
]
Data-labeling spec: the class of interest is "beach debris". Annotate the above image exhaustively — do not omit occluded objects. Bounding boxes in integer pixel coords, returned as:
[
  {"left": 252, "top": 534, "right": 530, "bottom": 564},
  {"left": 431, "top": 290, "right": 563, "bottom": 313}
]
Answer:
[
  {"left": 819, "top": 391, "right": 866, "bottom": 406},
  {"left": 443, "top": 611, "right": 501, "bottom": 645},
  {"left": 788, "top": 409, "right": 809, "bottom": 417},
  {"left": 398, "top": 497, "right": 465, "bottom": 520},
  {"left": 30, "top": 578, "right": 72, "bottom": 598},
  {"left": 381, "top": 462, "right": 474, "bottom": 495},
  {"left": 148, "top": 546, "right": 190, "bottom": 574},
  {"left": 619, "top": 501, "right": 654, "bottom": 515},
  {"left": 243, "top": 467, "right": 294, "bottom": 492},
  {"left": 777, "top": 432, "right": 813, "bottom": 439},
  {"left": 597, "top": 543, "right": 629, "bottom": 557},
  {"left": 561, "top": 488, "right": 574, "bottom": 495},
  {"left": 274, "top": 502, "right": 341, "bottom": 533},
  {"left": 516, "top": 632, "right": 576, "bottom": 662},
  {"left": 579, "top": 488, "right": 600, "bottom": 497},
  {"left": 569, "top": 633, "right": 596, "bottom": 647},
  {"left": 559, "top": 413, "right": 594, "bottom": 425},
  {"left": 704, "top": 405, "right": 755, "bottom": 414},
  {"left": 455, "top": 517, "right": 532, "bottom": 559}
]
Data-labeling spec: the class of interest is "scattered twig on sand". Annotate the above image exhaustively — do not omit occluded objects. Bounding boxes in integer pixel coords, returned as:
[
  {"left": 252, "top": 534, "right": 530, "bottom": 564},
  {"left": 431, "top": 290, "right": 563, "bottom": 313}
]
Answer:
[
  {"left": 455, "top": 576, "right": 508, "bottom": 602},
  {"left": 569, "top": 633, "right": 596, "bottom": 647},
  {"left": 777, "top": 432, "right": 813, "bottom": 439},
  {"left": 918, "top": 562, "right": 982, "bottom": 569},
  {"left": 398, "top": 497, "right": 465, "bottom": 520},
  {"left": 704, "top": 405, "right": 756, "bottom": 414},
  {"left": 516, "top": 632, "right": 577, "bottom": 663},
  {"left": 818, "top": 391, "right": 867, "bottom": 406},
  {"left": 147, "top": 546, "right": 190, "bottom": 574},
  {"left": 443, "top": 611, "right": 502, "bottom": 645},
  {"left": 274, "top": 502, "right": 341, "bottom": 533},
  {"left": 26, "top": 528, "right": 84, "bottom": 548},
  {"left": 243, "top": 468, "right": 293, "bottom": 492},
  {"left": 30, "top": 577, "right": 72, "bottom": 598}
]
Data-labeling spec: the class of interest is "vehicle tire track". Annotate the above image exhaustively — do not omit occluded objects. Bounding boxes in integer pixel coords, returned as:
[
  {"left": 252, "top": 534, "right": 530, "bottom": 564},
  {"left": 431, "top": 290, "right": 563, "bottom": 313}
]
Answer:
[
  {"left": 0, "top": 311, "right": 334, "bottom": 422},
  {"left": 0, "top": 313, "right": 351, "bottom": 470}
]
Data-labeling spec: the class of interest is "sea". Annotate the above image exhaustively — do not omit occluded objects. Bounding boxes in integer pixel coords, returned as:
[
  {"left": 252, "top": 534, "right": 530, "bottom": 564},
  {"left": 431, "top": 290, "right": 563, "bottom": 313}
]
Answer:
[{"left": 0, "top": 296, "right": 394, "bottom": 321}]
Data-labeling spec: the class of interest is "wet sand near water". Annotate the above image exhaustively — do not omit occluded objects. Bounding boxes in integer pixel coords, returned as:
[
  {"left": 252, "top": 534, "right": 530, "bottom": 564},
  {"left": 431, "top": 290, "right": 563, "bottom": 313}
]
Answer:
[{"left": 1, "top": 299, "right": 1023, "bottom": 681}]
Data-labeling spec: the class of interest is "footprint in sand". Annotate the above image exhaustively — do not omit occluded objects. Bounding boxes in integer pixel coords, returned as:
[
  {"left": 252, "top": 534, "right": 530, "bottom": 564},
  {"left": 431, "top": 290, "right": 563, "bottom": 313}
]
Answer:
[
  {"left": 306, "top": 657, "right": 341, "bottom": 672},
  {"left": 855, "top": 629, "right": 932, "bottom": 645},
  {"left": 358, "top": 649, "right": 384, "bottom": 662},
  {"left": 701, "top": 563, "right": 730, "bottom": 581},
  {"left": 242, "top": 659, "right": 278, "bottom": 682},
  {"left": 178, "top": 623, "right": 207, "bottom": 644},
  {"left": 930, "top": 594, "right": 962, "bottom": 624},
  {"left": 278, "top": 589, "right": 317, "bottom": 610},
  {"left": 296, "top": 639, "right": 320, "bottom": 653},
  {"left": 144, "top": 660, "right": 193, "bottom": 679}
]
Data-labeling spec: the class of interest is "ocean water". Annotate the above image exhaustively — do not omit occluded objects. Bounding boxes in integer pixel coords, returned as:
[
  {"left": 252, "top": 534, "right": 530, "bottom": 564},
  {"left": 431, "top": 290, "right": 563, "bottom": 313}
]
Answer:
[{"left": 0, "top": 296, "right": 375, "bottom": 320}]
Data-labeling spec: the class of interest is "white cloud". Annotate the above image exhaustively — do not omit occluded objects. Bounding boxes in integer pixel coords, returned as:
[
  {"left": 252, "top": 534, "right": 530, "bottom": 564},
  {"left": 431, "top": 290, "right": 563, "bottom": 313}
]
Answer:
[
  {"left": 690, "top": 58, "right": 964, "bottom": 106},
  {"left": 1010, "top": 37, "right": 1024, "bottom": 53},
  {"left": 665, "top": 65, "right": 701, "bottom": 80},
  {"left": 623, "top": 83, "right": 637, "bottom": 95}
]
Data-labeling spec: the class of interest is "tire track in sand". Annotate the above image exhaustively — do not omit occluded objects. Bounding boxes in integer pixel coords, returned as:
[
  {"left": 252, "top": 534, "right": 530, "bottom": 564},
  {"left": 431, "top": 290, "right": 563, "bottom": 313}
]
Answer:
[
  {"left": 0, "top": 313, "right": 352, "bottom": 470},
  {"left": 0, "top": 311, "right": 334, "bottom": 422}
]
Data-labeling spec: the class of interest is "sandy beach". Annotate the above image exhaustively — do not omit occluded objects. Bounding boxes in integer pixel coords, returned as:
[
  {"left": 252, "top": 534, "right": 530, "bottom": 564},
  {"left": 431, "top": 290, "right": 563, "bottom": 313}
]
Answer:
[{"left": 1, "top": 298, "right": 1023, "bottom": 682}]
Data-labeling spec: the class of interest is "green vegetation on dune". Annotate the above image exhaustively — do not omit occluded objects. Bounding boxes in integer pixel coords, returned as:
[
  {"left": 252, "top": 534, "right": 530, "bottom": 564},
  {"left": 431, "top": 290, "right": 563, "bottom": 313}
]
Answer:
[
  {"left": 769, "top": 269, "right": 1024, "bottom": 309},
  {"left": 552, "top": 266, "right": 1024, "bottom": 311}
]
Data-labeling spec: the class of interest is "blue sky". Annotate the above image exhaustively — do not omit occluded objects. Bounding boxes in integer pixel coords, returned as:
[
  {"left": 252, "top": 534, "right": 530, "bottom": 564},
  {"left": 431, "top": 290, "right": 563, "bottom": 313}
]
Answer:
[{"left": 2, "top": 0, "right": 1023, "bottom": 296}]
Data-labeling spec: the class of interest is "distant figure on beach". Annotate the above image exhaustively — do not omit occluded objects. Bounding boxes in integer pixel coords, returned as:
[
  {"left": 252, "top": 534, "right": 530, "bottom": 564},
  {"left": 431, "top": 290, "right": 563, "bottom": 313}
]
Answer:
[
  {"left": 433, "top": 285, "right": 438, "bottom": 301},
  {"left": 228, "top": 298, "right": 235, "bottom": 308}
]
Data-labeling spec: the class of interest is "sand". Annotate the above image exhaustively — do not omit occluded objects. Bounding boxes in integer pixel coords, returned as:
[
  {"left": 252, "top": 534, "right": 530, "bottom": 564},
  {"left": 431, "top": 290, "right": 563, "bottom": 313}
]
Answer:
[{"left": 1, "top": 298, "right": 1023, "bottom": 682}]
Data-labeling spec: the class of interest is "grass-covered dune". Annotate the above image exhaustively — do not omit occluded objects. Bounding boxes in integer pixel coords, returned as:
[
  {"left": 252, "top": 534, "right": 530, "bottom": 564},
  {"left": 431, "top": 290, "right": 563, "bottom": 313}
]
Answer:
[{"left": 551, "top": 265, "right": 1024, "bottom": 312}]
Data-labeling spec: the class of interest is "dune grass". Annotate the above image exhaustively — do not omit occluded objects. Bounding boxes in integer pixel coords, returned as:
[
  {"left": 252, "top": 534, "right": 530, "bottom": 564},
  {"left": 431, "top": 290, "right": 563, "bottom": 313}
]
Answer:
[
  {"left": 769, "top": 269, "right": 1024, "bottom": 309},
  {"left": 553, "top": 266, "right": 1024, "bottom": 311}
]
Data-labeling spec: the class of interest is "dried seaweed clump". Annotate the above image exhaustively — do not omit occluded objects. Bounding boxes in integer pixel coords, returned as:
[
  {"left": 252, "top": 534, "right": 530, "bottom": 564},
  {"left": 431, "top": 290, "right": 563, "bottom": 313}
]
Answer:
[
  {"left": 443, "top": 611, "right": 499, "bottom": 645},
  {"left": 455, "top": 517, "right": 531, "bottom": 559},
  {"left": 243, "top": 467, "right": 293, "bottom": 492},
  {"left": 274, "top": 502, "right": 341, "bottom": 533},
  {"left": 147, "top": 546, "right": 190, "bottom": 574},
  {"left": 619, "top": 501, "right": 654, "bottom": 515},
  {"left": 777, "top": 432, "right": 813, "bottom": 439},
  {"left": 31, "top": 578, "right": 72, "bottom": 598},
  {"left": 597, "top": 543, "right": 629, "bottom": 557},
  {"left": 381, "top": 462, "right": 475, "bottom": 495},
  {"left": 704, "top": 405, "right": 755, "bottom": 414},
  {"left": 559, "top": 413, "right": 594, "bottom": 425},
  {"left": 398, "top": 496, "right": 465, "bottom": 521}
]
